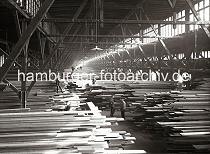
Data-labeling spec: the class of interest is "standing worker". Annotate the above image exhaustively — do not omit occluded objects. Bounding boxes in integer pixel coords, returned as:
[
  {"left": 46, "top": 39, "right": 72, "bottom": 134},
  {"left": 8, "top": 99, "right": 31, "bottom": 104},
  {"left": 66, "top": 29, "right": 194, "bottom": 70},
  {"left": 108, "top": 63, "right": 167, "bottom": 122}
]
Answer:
[
  {"left": 177, "top": 75, "right": 183, "bottom": 91},
  {"left": 92, "top": 77, "right": 96, "bottom": 85},
  {"left": 120, "top": 99, "right": 126, "bottom": 119},
  {"left": 109, "top": 96, "right": 126, "bottom": 119},
  {"left": 56, "top": 78, "right": 63, "bottom": 93},
  {"left": 109, "top": 96, "right": 115, "bottom": 117}
]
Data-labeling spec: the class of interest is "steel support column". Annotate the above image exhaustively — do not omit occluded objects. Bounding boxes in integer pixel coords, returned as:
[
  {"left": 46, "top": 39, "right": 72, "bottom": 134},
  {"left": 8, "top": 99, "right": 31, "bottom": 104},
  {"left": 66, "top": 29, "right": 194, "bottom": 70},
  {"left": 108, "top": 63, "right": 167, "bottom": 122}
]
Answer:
[
  {"left": 14, "top": 11, "right": 22, "bottom": 38},
  {"left": 20, "top": 20, "right": 29, "bottom": 108},
  {"left": 37, "top": 32, "right": 47, "bottom": 66}
]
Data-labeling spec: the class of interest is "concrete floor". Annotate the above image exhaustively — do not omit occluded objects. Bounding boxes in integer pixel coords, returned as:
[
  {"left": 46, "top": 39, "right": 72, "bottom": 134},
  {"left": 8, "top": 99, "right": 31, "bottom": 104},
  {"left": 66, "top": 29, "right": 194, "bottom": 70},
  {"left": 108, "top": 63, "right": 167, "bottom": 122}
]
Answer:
[
  {"left": 102, "top": 110, "right": 168, "bottom": 154},
  {"left": 78, "top": 80, "right": 168, "bottom": 153}
]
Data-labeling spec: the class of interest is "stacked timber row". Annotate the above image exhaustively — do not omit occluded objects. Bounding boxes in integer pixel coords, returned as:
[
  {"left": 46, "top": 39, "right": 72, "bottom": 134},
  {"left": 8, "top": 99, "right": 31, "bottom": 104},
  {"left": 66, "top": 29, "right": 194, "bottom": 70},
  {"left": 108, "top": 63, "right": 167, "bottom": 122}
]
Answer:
[
  {"left": 79, "top": 81, "right": 176, "bottom": 111},
  {"left": 131, "top": 79, "right": 210, "bottom": 153},
  {"left": 0, "top": 81, "right": 57, "bottom": 110},
  {"left": 0, "top": 85, "right": 146, "bottom": 154}
]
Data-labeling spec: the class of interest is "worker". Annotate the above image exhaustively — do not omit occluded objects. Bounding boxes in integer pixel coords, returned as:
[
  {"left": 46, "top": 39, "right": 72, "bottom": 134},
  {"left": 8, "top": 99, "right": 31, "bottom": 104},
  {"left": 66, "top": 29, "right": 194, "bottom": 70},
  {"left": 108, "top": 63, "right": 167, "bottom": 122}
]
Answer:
[
  {"left": 119, "top": 99, "right": 127, "bottom": 119},
  {"left": 109, "top": 96, "right": 115, "bottom": 117},
  {"left": 92, "top": 77, "right": 96, "bottom": 85},
  {"left": 177, "top": 75, "right": 183, "bottom": 91},
  {"left": 109, "top": 96, "right": 127, "bottom": 118},
  {"left": 67, "top": 81, "right": 74, "bottom": 93},
  {"left": 85, "top": 83, "right": 91, "bottom": 91},
  {"left": 184, "top": 79, "right": 191, "bottom": 90},
  {"left": 56, "top": 78, "right": 63, "bottom": 93}
]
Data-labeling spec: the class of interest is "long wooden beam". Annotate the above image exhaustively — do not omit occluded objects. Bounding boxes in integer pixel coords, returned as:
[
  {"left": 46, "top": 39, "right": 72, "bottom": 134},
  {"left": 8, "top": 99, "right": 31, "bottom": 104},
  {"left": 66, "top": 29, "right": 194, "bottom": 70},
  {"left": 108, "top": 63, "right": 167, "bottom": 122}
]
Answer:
[
  {"left": 0, "top": 0, "right": 55, "bottom": 82},
  {"left": 37, "top": 32, "right": 47, "bottom": 66},
  {"left": 20, "top": 20, "right": 29, "bottom": 108},
  {"left": 47, "top": 34, "right": 182, "bottom": 39},
  {"left": 43, "top": 18, "right": 210, "bottom": 25},
  {"left": 167, "top": 0, "right": 177, "bottom": 8},
  {"left": 61, "top": 42, "right": 156, "bottom": 45},
  {"left": 13, "top": 11, "right": 22, "bottom": 38}
]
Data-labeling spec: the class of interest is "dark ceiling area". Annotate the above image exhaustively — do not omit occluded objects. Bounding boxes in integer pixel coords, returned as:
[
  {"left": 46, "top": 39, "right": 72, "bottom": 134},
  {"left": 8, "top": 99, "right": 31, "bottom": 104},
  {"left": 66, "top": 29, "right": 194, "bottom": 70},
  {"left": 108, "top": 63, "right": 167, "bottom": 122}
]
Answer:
[
  {"left": 41, "top": 0, "right": 207, "bottom": 66},
  {"left": 0, "top": 0, "right": 209, "bottom": 71}
]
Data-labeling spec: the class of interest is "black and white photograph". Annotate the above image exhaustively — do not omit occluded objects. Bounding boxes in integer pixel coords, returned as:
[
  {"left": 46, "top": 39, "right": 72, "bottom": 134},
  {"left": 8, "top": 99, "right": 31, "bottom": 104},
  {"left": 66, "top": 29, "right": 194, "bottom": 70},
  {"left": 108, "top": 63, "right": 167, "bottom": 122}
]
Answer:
[{"left": 0, "top": 0, "right": 210, "bottom": 153}]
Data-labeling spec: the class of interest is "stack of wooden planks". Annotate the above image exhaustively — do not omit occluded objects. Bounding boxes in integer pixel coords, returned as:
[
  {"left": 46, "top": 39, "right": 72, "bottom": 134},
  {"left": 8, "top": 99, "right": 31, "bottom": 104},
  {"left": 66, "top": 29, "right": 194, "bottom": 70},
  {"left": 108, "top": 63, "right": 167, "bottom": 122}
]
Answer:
[
  {"left": 87, "top": 78, "right": 209, "bottom": 153},
  {"left": 0, "top": 85, "right": 146, "bottom": 154},
  {"left": 132, "top": 87, "right": 210, "bottom": 153},
  {"left": 0, "top": 83, "right": 20, "bottom": 109},
  {"left": 194, "top": 78, "right": 210, "bottom": 92},
  {"left": 0, "top": 81, "right": 57, "bottom": 110},
  {"left": 79, "top": 80, "right": 175, "bottom": 111}
]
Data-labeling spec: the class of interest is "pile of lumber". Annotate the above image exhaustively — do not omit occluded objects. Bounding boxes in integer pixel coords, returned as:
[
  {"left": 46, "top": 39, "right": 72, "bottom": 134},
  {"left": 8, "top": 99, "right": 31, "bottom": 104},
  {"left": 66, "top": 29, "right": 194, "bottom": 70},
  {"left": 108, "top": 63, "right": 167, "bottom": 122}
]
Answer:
[
  {"left": 0, "top": 81, "right": 57, "bottom": 110},
  {"left": 74, "top": 79, "right": 210, "bottom": 153},
  {"left": 49, "top": 92, "right": 87, "bottom": 111},
  {"left": 95, "top": 80, "right": 176, "bottom": 90},
  {"left": 27, "top": 81, "right": 58, "bottom": 110},
  {"left": 0, "top": 83, "right": 20, "bottom": 109},
  {"left": 0, "top": 89, "right": 146, "bottom": 154},
  {"left": 77, "top": 83, "right": 133, "bottom": 110},
  {"left": 78, "top": 80, "right": 175, "bottom": 110},
  {"left": 194, "top": 78, "right": 210, "bottom": 92},
  {"left": 132, "top": 89, "right": 210, "bottom": 153}
]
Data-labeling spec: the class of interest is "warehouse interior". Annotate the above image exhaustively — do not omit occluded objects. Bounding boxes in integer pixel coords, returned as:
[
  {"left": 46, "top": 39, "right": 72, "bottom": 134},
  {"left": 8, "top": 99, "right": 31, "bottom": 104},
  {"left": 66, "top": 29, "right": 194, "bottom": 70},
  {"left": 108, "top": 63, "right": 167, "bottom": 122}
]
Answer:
[{"left": 0, "top": 0, "right": 210, "bottom": 153}]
